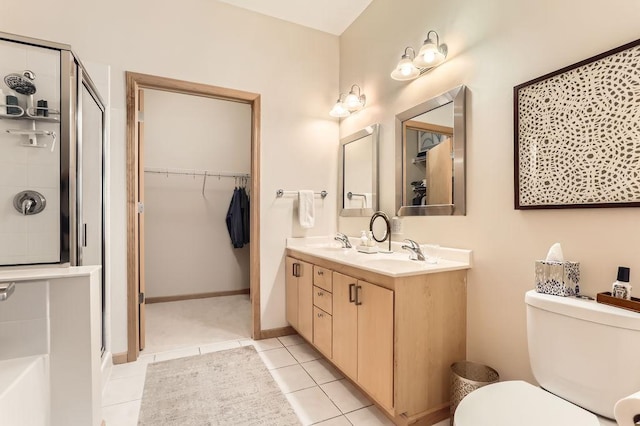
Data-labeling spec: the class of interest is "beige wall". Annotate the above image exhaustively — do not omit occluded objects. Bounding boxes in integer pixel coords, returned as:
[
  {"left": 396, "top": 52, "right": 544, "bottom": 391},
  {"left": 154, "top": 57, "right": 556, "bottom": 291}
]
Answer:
[
  {"left": 0, "top": 0, "right": 339, "bottom": 353},
  {"left": 338, "top": 0, "right": 640, "bottom": 382}
]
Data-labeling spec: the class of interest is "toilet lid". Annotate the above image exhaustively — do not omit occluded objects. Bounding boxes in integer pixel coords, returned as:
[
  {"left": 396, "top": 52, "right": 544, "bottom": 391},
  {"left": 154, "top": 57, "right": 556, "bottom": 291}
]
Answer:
[{"left": 454, "top": 381, "right": 600, "bottom": 426}]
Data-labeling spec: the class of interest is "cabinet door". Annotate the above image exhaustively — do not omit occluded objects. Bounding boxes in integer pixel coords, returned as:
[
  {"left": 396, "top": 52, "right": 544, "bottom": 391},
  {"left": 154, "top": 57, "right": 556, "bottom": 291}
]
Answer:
[
  {"left": 313, "top": 306, "right": 332, "bottom": 358},
  {"left": 332, "top": 272, "right": 358, "bottom": 379},
  {"left": 357, "top": 280, "right": 394, "bottom": 410},
  {"left": 285, "top": 257, "right": 298, "bottom": 329},
  {"left": 297, "top": 260, "right": 314, "bottom": 341}
]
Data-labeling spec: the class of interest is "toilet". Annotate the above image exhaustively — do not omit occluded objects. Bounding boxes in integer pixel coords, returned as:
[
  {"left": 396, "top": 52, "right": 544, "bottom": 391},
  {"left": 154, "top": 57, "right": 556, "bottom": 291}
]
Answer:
[{"left": 455, "top": 290, "right": 640, "bottom": 426}]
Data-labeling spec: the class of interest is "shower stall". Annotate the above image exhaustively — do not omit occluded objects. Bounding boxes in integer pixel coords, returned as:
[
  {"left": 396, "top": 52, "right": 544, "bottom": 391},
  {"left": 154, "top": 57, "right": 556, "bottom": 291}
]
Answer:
[{"left": 0, "top": 32, "right": 107, "bottom": 350}]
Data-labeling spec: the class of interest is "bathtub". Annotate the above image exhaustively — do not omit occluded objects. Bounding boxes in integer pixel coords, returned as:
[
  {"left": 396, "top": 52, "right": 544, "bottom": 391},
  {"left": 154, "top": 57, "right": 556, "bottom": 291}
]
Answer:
[{"left": 0, "top": 355, "right": 49, "bottom": 426}]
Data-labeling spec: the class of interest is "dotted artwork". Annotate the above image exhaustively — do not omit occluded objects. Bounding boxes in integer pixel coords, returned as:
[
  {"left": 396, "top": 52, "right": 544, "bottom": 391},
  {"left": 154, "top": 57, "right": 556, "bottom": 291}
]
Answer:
[{"left": 516, "top": 43, "right": 640, "bottom": 207}]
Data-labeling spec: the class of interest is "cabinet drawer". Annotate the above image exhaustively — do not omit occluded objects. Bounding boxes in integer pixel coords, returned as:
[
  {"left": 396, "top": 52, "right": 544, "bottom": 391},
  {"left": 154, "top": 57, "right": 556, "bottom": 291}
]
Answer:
[
  {"left": 313, "top": 286, "right": 332, "bottom": 314},
  {"left": 313, "top": 306, "right": 332, "bottom": 358},
  {"left": 313, "top": 266, "right": 333, "bottom": 292}
]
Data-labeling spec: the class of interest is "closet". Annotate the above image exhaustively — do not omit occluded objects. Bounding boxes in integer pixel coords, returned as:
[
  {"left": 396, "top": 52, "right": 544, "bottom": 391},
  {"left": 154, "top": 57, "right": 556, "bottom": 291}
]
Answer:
[{"left": 140, "top": 88, "right": 252, "bottom": 353}]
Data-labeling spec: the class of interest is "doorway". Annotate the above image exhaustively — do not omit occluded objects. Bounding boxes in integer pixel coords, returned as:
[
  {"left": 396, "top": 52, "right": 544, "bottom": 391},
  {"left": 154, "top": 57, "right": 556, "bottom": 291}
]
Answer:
[{"left": 125, "top": 72, "right": 262, "bottom": 362}]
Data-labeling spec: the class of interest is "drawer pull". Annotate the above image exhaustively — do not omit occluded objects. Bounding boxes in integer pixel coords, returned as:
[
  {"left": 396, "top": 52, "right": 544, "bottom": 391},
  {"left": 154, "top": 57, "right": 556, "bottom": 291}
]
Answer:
[
  {"left": 317, "top": 291, "right": 324, "bottom": 296},
  {"left": 317, "top": 270, "right": 324, "bottom": 276},
  {"left": 317, "top": 312, "right": 324, "bottom": 318}
]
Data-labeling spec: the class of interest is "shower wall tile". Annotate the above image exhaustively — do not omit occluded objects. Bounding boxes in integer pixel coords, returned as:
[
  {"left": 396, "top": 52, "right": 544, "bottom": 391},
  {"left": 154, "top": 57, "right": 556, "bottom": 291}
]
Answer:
[
  {"left": 0, "top": 233, "right": 27, "bottom": 257},
  {"left": 0, "top": 162, "right": 27, "bottom": 187},
  {"left": 27, "top": 163, "right": 58, "bottom": 188}
]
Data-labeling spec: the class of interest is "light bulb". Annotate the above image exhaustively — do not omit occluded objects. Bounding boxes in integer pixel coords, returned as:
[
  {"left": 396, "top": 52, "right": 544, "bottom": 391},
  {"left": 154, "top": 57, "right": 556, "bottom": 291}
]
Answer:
[
  {"left": 422, "top": 50, "right": 436, "bottom": 64},
  {"left": 344, "top": 92, "right": 361, "bottom": 110},
  {"left": 329, "top": 100, "right": 350, "bottom": 118},
  {"left": 391, "top": 56, "right": 420, "bottom": 81}
]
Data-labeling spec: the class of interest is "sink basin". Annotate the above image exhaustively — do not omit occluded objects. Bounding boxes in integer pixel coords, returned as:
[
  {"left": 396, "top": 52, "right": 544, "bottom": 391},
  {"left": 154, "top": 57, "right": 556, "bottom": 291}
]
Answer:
[
  {"left": 305, "top": 243, "right": 352, "bottom": 252},
  {"left": 362, "top": 257, "right": 437, "bottom": 273}
]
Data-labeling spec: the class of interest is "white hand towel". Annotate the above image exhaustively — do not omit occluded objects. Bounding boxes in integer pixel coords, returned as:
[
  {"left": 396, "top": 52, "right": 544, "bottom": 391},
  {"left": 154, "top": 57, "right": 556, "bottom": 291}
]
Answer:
[
  {"left": 615, "top": 390, "right": 640, "bottom": 426},
  {"left": 298, "top": 190, "right": 315, "bottom": 229}
]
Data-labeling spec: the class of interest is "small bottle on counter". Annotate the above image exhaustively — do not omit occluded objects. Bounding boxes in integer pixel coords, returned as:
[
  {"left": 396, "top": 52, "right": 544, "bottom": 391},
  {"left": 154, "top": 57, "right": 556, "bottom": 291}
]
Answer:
[
  {"left": 367, "top": 231, "right": 376, "bottom": 247},
  {"left": 612, "top": 266, "right": 632, "bottom": 300},
  {"left": 360, "top": 231, "right": 369, "bottom": 247}
]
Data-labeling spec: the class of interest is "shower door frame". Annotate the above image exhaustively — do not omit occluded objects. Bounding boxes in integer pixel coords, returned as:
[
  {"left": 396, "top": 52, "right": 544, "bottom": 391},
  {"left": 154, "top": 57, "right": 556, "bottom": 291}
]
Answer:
[{"left": 125, "top": 72, "right": 262, "bottom": 362}]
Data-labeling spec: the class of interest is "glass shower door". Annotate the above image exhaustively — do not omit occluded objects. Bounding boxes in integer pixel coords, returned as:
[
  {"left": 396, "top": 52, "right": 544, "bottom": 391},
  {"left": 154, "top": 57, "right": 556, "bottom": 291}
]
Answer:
[{"left": 78, "top": 68, "right": 106, "bottom": 352}]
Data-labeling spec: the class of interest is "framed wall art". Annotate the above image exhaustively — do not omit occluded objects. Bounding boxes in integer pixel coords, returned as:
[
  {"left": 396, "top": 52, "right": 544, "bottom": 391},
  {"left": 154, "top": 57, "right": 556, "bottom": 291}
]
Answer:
[{"left": 514, "top": 38, "right": 640, "bottom": 209}]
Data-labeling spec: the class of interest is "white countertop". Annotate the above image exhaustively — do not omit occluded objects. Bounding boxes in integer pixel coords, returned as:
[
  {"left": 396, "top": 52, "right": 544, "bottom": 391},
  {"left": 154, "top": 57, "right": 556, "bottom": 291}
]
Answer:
[
  {"left": 0, "top": 265, "right": 101, "bottom": 282},
  {"left": 287, "top": 236, "right": 472, "bottom": 278}
]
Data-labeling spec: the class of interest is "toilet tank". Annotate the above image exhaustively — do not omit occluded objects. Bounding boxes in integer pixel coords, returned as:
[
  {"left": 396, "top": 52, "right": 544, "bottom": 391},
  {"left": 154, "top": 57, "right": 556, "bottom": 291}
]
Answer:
[{"left": 525, "top": 290, "right": 640, "bottom": 419}]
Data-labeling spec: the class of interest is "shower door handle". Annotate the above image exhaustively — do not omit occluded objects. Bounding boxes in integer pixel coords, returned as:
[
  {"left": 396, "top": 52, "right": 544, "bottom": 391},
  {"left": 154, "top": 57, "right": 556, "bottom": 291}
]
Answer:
[
  {"left": 83, "top": 223, "right": 87, "bottom": 247},
  {"left": 0, "top": 282, "right": 16, "bottom": 302}
]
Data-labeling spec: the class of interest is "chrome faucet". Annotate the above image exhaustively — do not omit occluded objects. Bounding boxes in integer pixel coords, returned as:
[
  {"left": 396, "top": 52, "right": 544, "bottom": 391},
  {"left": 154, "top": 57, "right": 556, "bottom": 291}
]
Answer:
[
  {"left": 402, "top": 239, "right": 426, "bottom": 261},
  {"left": 369, "top": 211, "right": 392, "bottom": 252},
  {"left": 334, "top": 232, "right": 352, "bottom": 248}
]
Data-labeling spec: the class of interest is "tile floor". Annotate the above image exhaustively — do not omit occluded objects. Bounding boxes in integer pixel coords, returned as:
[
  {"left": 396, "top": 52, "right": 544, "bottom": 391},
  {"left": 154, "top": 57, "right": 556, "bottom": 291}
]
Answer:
[
  {"left": 102, "top": 334, "right": 451, "bottom": 425},
  {"left": 104, "top": 297, "right": 448, "bottom": 425}
]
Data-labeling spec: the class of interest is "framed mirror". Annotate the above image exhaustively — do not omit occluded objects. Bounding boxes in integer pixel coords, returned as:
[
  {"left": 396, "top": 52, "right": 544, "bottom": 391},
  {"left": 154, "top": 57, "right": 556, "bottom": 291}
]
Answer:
[
  {"left": 338, "top": 124, "right": 379, "bottom": 217},
  {"left": 395, "top": 85, "right": 466, "bottom": 216}
]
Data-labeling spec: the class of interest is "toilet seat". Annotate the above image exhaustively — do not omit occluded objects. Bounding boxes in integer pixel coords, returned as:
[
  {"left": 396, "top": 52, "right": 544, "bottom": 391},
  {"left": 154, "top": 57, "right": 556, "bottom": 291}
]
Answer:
[{"left": 454, "top": 380, "right": 600, "bottom": 426}]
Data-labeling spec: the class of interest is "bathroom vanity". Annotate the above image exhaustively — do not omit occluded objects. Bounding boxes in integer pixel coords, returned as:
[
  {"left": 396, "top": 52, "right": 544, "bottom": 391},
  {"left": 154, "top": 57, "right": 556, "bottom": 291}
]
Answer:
[{"left": 285, "top": 238, "right": 472, "bottom": 425}]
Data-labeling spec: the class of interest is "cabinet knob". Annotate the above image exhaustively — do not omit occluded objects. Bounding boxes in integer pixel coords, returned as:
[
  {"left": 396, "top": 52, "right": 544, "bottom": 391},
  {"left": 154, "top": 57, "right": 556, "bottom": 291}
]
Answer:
[
  {"left": 317, "top": 291, "right": 324, "bottom": 296},
  {"left": 317, "top": 312, "right": 323, "bottom": 318},
  {"left": 317, "top": 270, "right": 324, "bottom": 275}
]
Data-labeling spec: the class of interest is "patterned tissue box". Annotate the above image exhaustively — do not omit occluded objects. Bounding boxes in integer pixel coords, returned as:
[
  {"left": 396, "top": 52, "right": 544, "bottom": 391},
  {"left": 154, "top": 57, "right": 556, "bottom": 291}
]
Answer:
[{"left": 535, "top": 261, "right": 580, "bottom": 297}]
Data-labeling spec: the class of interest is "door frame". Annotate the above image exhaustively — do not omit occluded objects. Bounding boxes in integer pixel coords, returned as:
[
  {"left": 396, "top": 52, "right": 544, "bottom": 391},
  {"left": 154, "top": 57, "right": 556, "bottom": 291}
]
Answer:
[{"left": 125, "top": 71, "right": 262, "bottom": 362}]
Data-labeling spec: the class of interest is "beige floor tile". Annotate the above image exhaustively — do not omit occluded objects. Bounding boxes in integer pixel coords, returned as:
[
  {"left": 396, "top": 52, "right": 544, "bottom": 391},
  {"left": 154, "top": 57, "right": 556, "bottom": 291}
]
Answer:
[
  {"left": 286, "top": 342, "right": 322, "bottom": 363},
  {"left": 321, "top": 379, "right": 372, "bottom": 413},
  {"left": 241, "top": 337, "right": 284, "bottom": 351},
  {"left": 346, "top": 406, "right": 394, "bottom": 425},
  {"left": 199, "top": 340, "right": 242, "bottom": 354},
  {"left": 313, "top": 416, "right": 352, "bottom": 426},
  {"left": 101, "top": 399, "right": 141, "bottom": 426},
  {"left": 285, "top": 386, "right": 342, "bottom": 426},
  {"left": 153, "top": 346, "right": 200, "bottom": 362},
  {"left": 270, "top": 364, "right": 316, "bottom": 393},
  {"left": 301, "top": 358, "right": 344, "bottom": 384},
  {"left": 258, "top": 347, "right": 298, "bottom": 370},
  {"left": 278, "top": 334, "right": 306, "bottom": 346},
  {"left": 102, "top": 374, "right": 146, "bottom": 406}
]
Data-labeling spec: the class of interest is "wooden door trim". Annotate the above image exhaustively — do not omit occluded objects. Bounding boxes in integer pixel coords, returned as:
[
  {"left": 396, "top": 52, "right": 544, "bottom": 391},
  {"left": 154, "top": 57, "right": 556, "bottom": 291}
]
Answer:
[{"left": 125, "top": 71, "right": 262, "bottom": 362}]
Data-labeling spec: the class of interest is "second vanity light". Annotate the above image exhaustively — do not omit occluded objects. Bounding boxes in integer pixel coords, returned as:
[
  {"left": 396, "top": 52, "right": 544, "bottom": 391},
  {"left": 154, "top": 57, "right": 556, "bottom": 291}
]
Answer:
[
  {"left": 390, "top": 30, "right": 448, "bottom": 81},
  {"left": 329, "top": 84, "right": 366, "bottom": 118}
]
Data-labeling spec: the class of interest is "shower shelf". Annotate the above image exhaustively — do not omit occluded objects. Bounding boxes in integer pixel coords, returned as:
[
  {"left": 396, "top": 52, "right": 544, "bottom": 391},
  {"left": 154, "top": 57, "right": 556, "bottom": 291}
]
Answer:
[{"left": 0, "top": 104, "right": 60, "bottom": 123}]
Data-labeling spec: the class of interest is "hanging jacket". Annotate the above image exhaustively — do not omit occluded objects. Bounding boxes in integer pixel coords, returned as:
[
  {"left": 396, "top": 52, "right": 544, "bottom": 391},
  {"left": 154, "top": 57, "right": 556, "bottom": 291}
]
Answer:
[
  {"left": 240, "top": 187, "right": 250, "bottom": 244},
  {"left": 226, "top": 188, "right": 244, "bottom": 248}
]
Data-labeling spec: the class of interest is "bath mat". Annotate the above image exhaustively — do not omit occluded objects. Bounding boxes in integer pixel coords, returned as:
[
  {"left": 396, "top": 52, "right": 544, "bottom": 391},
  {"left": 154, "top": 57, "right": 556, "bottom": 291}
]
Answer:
[{"left": 137, "top": 346, "right": 300, "bottom": 425}]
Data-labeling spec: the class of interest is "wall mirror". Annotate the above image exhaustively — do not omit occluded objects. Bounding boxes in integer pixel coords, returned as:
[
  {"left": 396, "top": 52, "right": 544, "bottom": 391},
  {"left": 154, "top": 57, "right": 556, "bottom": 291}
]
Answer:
[
  {"left": 338, "top": 124, "right": 379, "bottom": 217},
  {"left": 395, "top": 85, "right": 466, "bottom": 216}
]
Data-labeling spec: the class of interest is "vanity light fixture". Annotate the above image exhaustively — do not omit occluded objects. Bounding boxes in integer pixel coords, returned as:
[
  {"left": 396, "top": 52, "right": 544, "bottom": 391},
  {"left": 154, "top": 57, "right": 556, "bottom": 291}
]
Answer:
[
  {"left": 391, "top": 30, "right": 448, "bottom": 81},
  {"left": 329, "top": 84, "right": 366, "bottom": 118}
]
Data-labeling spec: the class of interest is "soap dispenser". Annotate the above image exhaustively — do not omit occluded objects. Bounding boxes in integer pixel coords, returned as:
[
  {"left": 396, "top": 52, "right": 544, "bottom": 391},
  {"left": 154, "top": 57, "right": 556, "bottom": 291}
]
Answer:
[
  {"left": 612, "top": 266, "right": 632, "bottom": 300},
  {"left": 360, "top": 231, "right": 369, "bottom": 247}
]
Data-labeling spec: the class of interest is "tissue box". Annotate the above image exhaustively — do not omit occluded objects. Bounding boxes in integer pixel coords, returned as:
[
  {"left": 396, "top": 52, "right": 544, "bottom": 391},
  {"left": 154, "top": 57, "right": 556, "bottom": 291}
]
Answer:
[{"left": 535, "top": 260, "right": 580, "bottom": 297}]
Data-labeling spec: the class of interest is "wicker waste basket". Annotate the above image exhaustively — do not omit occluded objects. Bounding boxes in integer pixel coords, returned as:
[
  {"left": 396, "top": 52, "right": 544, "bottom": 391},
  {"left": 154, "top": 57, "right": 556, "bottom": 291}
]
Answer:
[{"left": 450, "top": 361, "right": 499, "bottom": 425}]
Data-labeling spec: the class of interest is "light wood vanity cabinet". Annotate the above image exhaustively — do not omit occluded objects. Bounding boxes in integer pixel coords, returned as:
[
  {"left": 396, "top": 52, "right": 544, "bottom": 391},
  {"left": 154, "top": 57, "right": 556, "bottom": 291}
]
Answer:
[
  {"left": 285, "top": 257, "right": 313, "bottom": 342},
  {"left": 333, "top": 272, "right": 394, "bottom": 410},
  {"left": 285, "top": 252, "right": 467, "bottom": 426}
]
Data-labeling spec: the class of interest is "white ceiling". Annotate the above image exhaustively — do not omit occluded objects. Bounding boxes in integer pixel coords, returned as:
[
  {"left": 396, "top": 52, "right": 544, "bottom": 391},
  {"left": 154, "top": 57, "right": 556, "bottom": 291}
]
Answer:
[{"left": 217, "top": 0, "right": 373, "bottom": 35}]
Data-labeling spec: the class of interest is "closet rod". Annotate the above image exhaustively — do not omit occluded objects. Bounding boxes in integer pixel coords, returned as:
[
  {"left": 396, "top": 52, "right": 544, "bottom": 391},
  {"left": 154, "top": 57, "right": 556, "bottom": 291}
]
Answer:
[{"left": 144, "top": 167, "right": 250, "bottom": 178}]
